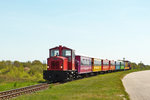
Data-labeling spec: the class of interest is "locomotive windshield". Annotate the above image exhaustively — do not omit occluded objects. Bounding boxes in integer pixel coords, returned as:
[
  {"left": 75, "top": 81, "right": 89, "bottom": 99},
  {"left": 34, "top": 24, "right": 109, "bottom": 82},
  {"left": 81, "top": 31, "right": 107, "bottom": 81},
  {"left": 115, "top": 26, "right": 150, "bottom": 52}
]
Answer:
[
  {"left": 62, "top": 50, "right": 71, "bottom": 56},
  {"left": 51, "top": 49, "right": 59, "bottom": 56},
  {"left": 62, "top": 49, "right": 73, "bottom": 62}
]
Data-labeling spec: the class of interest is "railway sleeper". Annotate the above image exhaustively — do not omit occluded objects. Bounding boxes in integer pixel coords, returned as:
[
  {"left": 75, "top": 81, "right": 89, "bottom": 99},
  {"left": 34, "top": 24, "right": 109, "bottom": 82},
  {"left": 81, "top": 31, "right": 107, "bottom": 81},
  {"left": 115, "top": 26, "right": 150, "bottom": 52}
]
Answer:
[{"left": 0, "top": 84, "right": 49, "bottom": 100}]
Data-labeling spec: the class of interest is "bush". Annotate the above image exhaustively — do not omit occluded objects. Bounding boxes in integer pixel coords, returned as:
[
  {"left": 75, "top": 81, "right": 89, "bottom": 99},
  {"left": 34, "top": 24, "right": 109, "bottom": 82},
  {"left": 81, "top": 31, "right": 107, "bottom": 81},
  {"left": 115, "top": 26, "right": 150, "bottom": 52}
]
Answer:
[{"left": 0, "top": 60, "right": 47, "bottom": 82}]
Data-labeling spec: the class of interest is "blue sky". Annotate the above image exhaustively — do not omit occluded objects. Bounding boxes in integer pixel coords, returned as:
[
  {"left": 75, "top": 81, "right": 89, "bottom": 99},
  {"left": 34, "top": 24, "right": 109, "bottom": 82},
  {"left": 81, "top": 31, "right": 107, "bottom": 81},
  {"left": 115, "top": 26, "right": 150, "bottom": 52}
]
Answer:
[{"left": 0, "top": 0, "right": 150, "bottom": 64}]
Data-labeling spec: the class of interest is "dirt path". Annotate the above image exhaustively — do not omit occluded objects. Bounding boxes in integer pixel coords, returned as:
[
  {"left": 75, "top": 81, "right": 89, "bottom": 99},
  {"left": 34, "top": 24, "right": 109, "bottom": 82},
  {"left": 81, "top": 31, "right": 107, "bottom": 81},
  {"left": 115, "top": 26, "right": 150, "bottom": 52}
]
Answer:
[{"left": 122, "top": 70, "right": 150, "bottom": 100}]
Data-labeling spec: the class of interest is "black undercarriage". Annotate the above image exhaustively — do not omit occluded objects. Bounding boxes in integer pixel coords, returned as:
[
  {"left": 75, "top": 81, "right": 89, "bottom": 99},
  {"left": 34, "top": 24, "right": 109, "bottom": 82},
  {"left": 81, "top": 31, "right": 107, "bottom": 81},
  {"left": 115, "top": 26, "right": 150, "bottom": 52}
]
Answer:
[{"left": 43, "top": 70, "right": 77, "bottom": 83}]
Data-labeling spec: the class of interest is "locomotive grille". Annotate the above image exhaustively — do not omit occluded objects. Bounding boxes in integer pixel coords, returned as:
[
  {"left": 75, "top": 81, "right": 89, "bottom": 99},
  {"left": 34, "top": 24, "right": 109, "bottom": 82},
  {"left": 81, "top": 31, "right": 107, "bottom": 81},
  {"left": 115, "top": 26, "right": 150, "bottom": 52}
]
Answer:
[{"left": 51, "top": 61, "right": 60, "bottom": 69}]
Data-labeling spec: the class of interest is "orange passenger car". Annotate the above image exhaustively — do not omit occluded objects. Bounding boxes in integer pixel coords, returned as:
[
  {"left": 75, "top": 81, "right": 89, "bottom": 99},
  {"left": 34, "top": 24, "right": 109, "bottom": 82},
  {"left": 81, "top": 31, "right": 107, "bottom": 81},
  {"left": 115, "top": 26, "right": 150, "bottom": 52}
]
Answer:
[
  {"left": 102, "top": 59, "right": 110, "bottom": 71},
  {"left": 110, "top": 60, "right": 115, "bottom": 71}
]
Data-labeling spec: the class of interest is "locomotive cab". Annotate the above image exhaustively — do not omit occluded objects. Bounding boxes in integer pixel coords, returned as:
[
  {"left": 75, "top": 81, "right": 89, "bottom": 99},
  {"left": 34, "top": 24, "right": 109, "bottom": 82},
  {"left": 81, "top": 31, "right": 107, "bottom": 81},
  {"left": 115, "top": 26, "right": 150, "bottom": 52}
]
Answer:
[
  {"left": 47, "top": 45, "right": 75, "bottom": 71},
  {"left": 43, "top": 45, "right": 77, "bottom": 82}
]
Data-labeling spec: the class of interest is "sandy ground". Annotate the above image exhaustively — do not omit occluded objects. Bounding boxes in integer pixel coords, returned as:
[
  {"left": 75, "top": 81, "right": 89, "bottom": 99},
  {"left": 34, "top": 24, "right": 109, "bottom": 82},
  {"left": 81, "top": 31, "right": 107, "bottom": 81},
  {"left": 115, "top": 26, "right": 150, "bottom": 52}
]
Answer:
[{"left": 122, "top": 70, "right": 150, "bottom": 100}]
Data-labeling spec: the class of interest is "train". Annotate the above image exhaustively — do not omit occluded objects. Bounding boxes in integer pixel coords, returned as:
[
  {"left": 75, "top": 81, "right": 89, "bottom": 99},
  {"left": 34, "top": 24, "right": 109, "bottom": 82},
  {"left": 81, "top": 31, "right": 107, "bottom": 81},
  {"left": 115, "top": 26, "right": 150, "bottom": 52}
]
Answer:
[{"left": 43, "top": 45, "right": 131, "bottom": 82}]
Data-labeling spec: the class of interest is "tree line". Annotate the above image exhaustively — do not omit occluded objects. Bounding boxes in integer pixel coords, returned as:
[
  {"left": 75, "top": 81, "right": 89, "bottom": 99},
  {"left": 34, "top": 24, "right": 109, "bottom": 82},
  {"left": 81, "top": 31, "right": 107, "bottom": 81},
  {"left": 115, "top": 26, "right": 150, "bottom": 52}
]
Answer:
[
  {"left": 131, "top": 62, "right": 150, "bottom": 69},
  {"left": 0, "top": 60, "right": 149, "bottom": 82},
  {"left": 0, "top": 60, "right": 47, "bottom": 82}
]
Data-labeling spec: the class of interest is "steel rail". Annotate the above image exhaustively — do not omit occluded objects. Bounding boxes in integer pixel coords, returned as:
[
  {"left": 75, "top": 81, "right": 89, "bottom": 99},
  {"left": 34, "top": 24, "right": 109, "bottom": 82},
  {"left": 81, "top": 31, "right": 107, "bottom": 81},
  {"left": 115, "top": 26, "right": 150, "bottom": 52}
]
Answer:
[{"left": 0, "top": 83, "right": 49, "bottom": 100}]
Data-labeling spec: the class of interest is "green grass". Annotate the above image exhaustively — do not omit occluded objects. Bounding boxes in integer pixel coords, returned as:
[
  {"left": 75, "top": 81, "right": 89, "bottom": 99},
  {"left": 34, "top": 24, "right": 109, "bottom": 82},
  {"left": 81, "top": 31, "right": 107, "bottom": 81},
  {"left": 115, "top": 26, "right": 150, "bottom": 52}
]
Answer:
[
  {"left": 0, "top": 81, "right": 39, "bottom": 92},
  {"left": 13, "top": 69, "right": 139, "bottom": 100}
]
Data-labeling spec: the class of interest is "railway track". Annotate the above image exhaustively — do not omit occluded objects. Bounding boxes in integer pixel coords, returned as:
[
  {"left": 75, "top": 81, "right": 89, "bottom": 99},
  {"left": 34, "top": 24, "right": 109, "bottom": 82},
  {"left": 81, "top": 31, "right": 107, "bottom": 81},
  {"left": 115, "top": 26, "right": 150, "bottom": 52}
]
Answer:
[{"left": 0, "top": 83, "right": 49, "bottom": 100}]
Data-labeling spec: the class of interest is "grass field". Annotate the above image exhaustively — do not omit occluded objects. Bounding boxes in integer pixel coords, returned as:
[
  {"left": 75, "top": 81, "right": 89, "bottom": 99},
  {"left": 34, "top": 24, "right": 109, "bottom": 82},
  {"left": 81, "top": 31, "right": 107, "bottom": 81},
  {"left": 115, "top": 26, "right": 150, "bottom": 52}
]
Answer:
[
  {"left": 0, "top": 81, "right": 39, "bottom": 92},
  {"left": 13, "top": 70, "right": 138, "bottom": 100}
]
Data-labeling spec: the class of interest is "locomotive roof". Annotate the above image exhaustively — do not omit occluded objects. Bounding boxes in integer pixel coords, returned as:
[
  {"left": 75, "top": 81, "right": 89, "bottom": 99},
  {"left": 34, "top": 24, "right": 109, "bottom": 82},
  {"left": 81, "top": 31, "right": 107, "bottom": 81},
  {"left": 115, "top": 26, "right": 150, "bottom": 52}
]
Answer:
[{"left": 50, "top": 45, "right": 75, "bottom": 51}]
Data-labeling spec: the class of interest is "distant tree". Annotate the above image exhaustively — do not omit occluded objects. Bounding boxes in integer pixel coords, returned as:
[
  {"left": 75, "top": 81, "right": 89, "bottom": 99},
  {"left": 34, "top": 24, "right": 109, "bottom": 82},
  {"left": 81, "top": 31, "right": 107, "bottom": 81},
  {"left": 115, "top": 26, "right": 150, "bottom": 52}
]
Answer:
[
  {"left": 131, "top": 62, "right": 138, "bottom": 69},
  {"left": 0, "top": 61, "right": 5, "bottom": 69},
  {"left": 138, "top": 63, "right": 145, "bottom": 69},
  {"left": 22, "top": 61, "right": 32, "bottom": 68},
  {"left": 5, "top": 60, "right": 12, "bottom": 66},
  {"left": 146, "top": 65, "right": 150, "bottom": 69},
  {"left": 0, "top": 60, "right": 10, "bottom": 69},
  {"left": 32, "top": 60, "right": 42, "bottom": 65},
  {"left": 29, "top": 65, "right": 43, "bottom": 75},
  {"left": 13, "top": 61, "right": 21, "bottom": 67}
]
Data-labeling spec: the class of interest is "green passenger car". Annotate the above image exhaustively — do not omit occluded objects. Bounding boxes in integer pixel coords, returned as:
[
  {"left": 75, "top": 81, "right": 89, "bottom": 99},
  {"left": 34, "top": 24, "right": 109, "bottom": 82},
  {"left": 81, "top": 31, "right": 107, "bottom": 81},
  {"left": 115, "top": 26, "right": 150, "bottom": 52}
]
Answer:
[{"left": 120, "top": 61, "right": 125, "bottom": 70}]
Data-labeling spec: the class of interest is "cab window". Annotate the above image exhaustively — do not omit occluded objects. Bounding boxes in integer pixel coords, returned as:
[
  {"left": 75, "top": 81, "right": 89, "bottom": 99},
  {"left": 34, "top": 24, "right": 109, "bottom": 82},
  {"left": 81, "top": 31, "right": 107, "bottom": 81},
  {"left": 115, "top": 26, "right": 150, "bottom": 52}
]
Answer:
[
  {"left": 51, "top": 49, "right": 59, "bottom": 56},
  {"left": 62, "top": 50, "right": 71, "bottom": 56},
  {"left": 62, "top": 49, "right": 71, "bottom": 61}
]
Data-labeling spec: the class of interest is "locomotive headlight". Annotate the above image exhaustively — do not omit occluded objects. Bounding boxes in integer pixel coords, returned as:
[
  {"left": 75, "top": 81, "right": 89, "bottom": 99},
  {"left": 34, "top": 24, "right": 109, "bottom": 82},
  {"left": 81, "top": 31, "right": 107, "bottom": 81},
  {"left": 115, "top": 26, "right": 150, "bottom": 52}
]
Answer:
[
  {"left": 47, "top": 66, "right": 49, "bottom": 68},
  {"left": 60, "top": 66, "right": 63, "bottom": 69}
]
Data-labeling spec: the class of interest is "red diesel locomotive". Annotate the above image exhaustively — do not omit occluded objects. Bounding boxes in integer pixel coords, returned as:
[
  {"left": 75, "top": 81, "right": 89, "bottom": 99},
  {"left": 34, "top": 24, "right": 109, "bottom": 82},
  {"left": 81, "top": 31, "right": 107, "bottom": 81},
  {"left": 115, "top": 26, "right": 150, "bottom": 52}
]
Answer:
[{"left": 43, "top": 45, "right": 131, "bottom": 82}]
